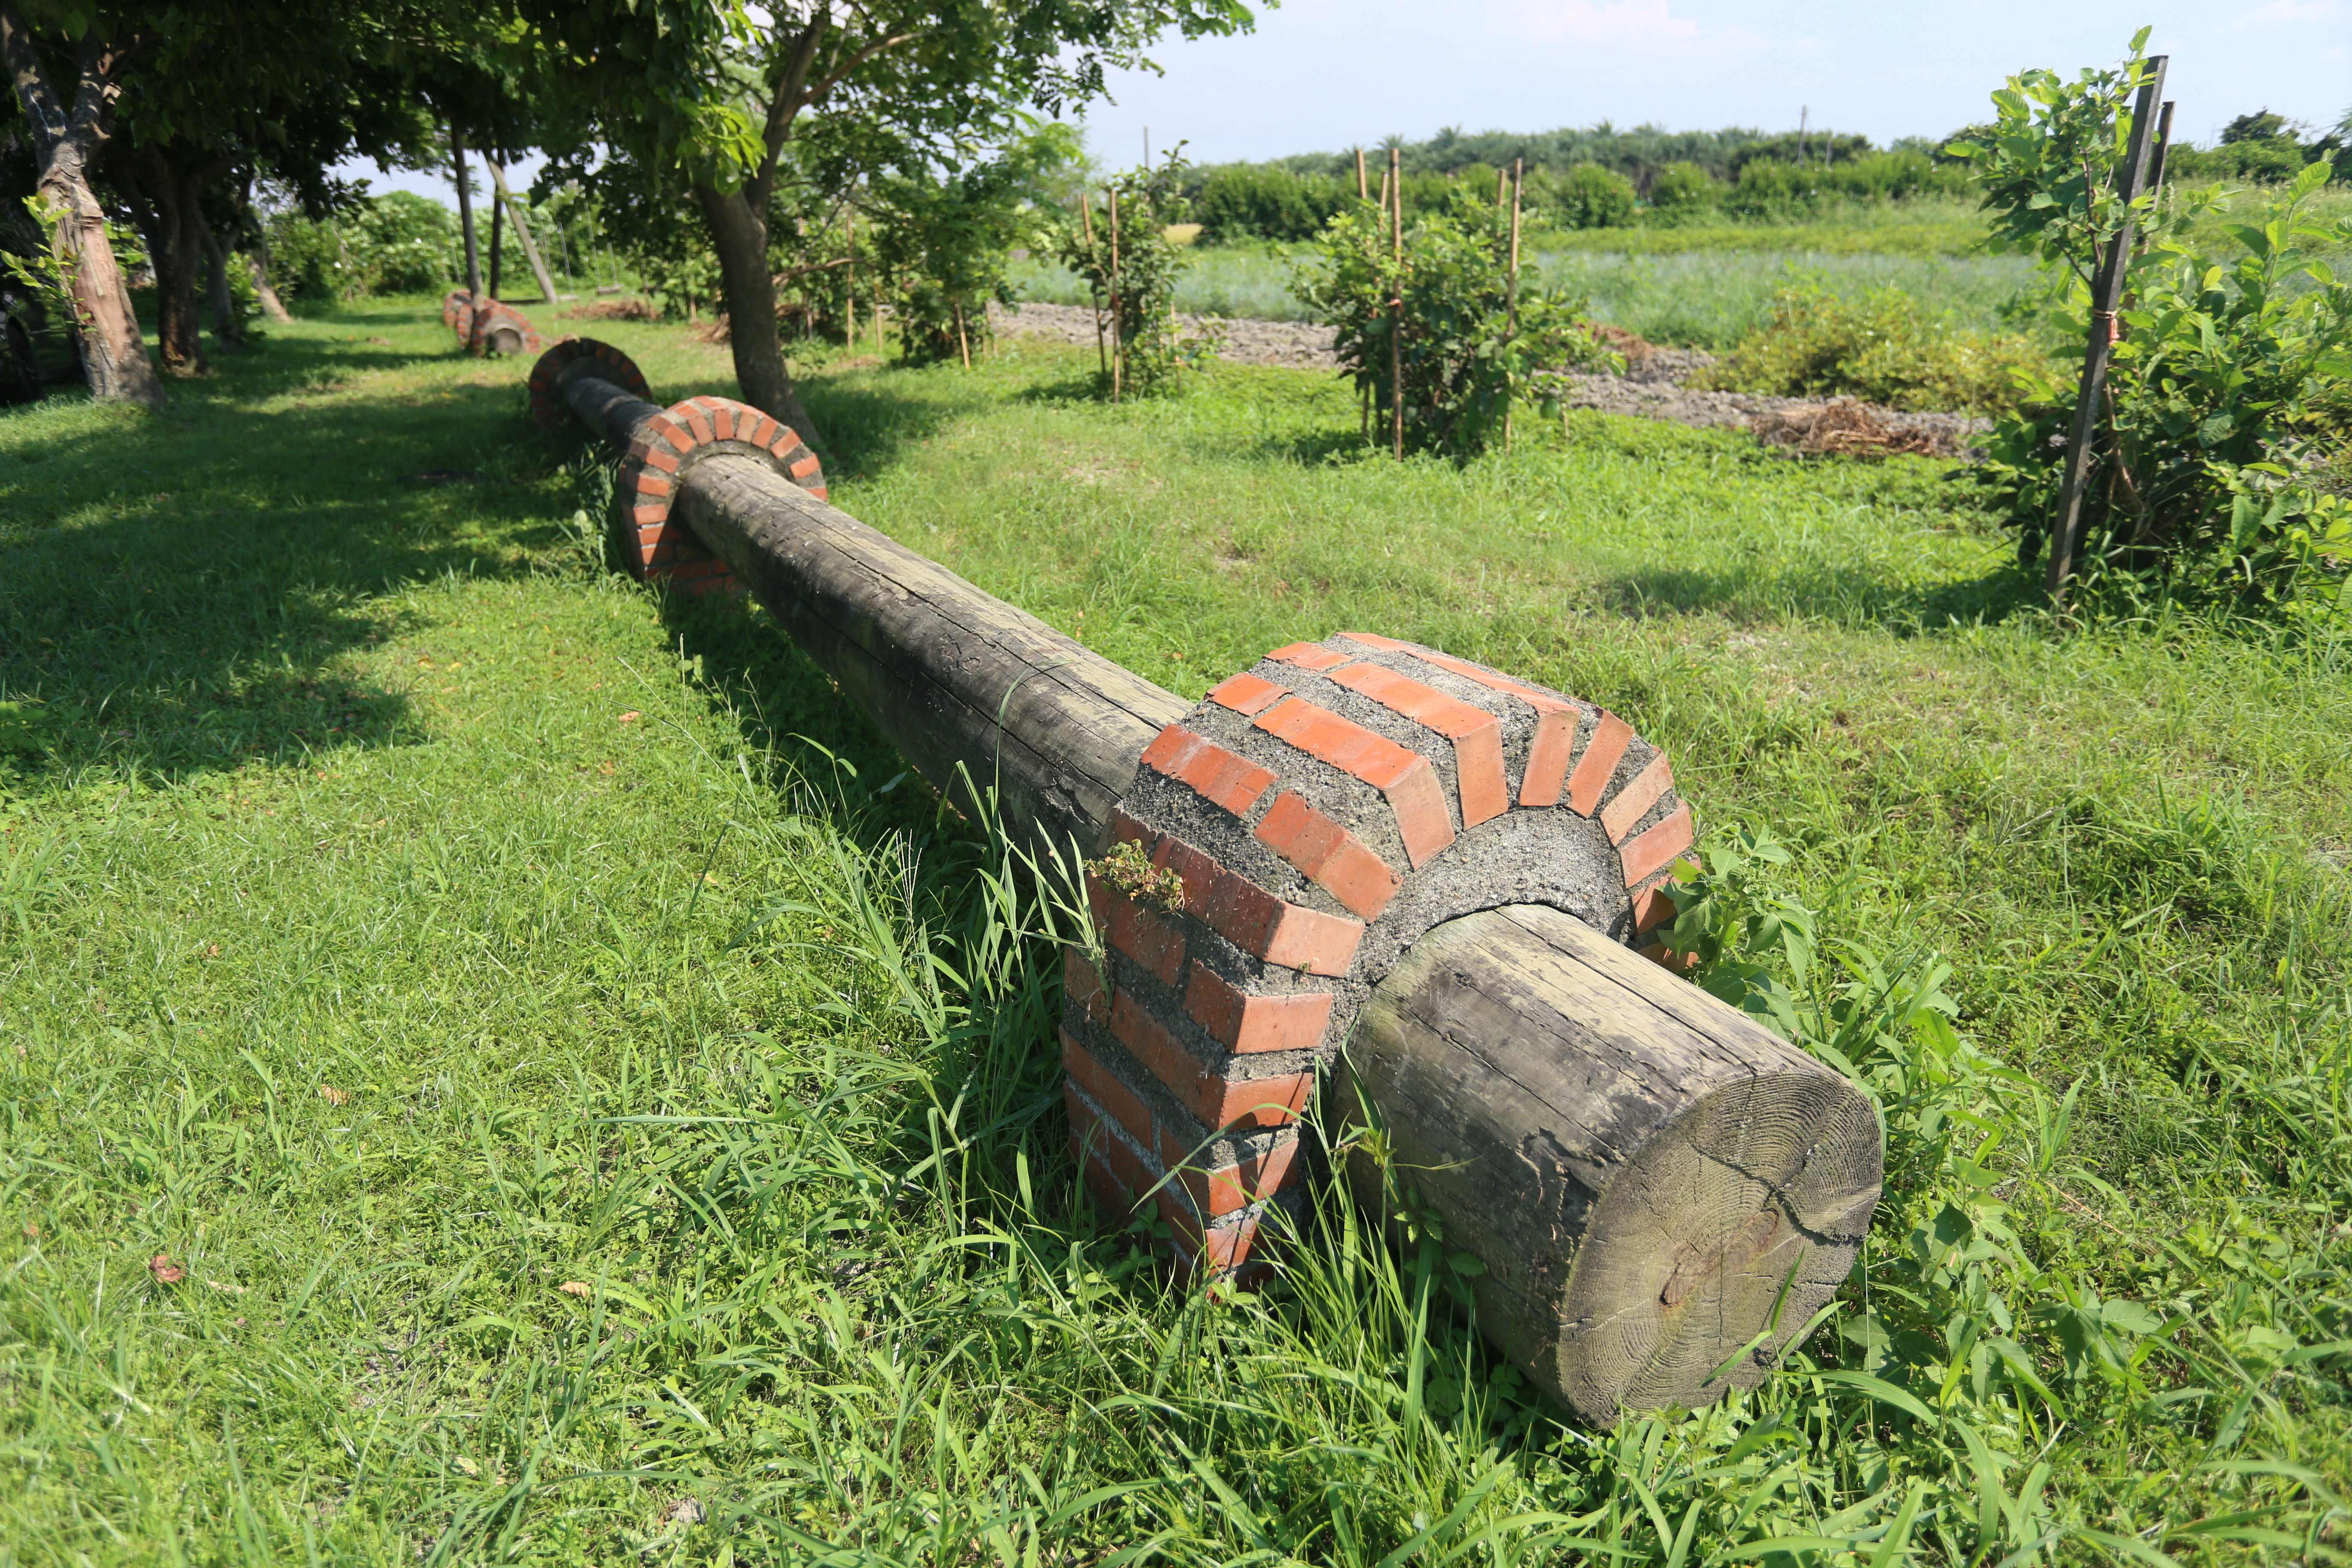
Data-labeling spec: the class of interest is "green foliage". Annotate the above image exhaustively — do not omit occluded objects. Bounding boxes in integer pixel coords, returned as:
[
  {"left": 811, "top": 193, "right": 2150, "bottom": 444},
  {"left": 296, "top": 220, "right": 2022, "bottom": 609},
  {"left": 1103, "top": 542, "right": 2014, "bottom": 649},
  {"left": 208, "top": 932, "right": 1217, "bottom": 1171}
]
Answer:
[
  {"left": 870, "top": 122, "right": 1081, "bottom": 366},
  {"left": 1295, "top": 186, "right": 1614, "bottom": 456},
  {"left": 1547, "top": 162, "right": 1635, "bottom": 229},
  {"left": 1056, "top": 153, "right": 1219, "bottom": 396},
  {"left": 1980, "top": 165, "right": 2352, "bottom": 612},
  {"left": 1695, "top": 283, "right": 2044, "bottom": 413},
  {"left": 261, "top": 192, "right": 460, "bottom": 301},
  {"left": 1957, "top": 33, "right": 2352, "bottom": 614},
  {"left": 3, "top": 193, "right": 146, "bottom": 326},
  {"left": 1645, "top": 160, "right": 1718, "bottom": 220},
  {"left": 1191, "top": 162, "right": 1350, "bottom": 242}
]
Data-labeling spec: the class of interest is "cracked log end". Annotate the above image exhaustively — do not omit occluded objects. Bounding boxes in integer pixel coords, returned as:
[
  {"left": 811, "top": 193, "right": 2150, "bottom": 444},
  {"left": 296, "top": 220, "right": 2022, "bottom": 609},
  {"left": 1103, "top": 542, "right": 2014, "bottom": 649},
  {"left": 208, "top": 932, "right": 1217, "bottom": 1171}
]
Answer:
[{"left": 1341, "top": 903, "right": 1883, "bottom": 1427}]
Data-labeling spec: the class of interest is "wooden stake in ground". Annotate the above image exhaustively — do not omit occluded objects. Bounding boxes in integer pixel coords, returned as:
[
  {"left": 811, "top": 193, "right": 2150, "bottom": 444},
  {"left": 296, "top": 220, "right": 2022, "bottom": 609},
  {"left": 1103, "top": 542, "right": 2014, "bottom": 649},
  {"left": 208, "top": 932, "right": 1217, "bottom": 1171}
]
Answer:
[
  {"left": 448, "top": 124, "right": 481, "bottom": 297},
  {"left": 2145, "top": 101, "right": 2176, "bottom": 208},
  {"left": 1356, "top": 147, "right": 1368, "bottom": 202},
  {"left": 844, "top": 211, "right": 857, "bottom": 351},
  {"left": 954, "top": 298, "right": 971, "bottom": 369},
  {"left": 1505, "top": 157, "right": 1522, "bottom": 451},
  {"left": 1080, "top": 193, "right": 1108, "bottom": 380},
  {"left": 484, "top": 157, "right": 558, "bottom": 306},
  {"left": 487, "top": 181, "right": 503, "bottom": 300},
  {"left": 1390, "top": 146, "right": 1403, "bottom": 460},
  {"left": 2045, "top": 54, "right": 2168, "bottom": 605},
  {"left": 1107, "top": 186, "right": 1123, "bottom": 404}
]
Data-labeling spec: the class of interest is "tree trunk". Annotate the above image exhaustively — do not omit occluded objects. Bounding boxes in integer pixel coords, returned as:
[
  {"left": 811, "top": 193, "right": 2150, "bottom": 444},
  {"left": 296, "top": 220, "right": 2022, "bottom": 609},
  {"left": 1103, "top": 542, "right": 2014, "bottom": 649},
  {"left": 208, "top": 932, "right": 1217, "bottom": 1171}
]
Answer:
[
  {"left": 117, "top": 142, "right": 208, "bottom": 376},
  {"left": 484, "top": 157, "right": 558, "bottom": 305},
  {"left": 0, "top": 12, "right": 163, "bottom": 409},
  {"left": 197, "top": 212, "right": 242, "bottom": 350},
  {"left": 247, "top": 246, "right": 293, "bottom": 323},
  {"left": 487, "top": 187, "right": 502, "bottom": 299},
  {"left": 691, "top": 183, "right": 821, "bottom": 450},
  {"left": 449, "top": 126, "right": 481, "bottom": 297}
]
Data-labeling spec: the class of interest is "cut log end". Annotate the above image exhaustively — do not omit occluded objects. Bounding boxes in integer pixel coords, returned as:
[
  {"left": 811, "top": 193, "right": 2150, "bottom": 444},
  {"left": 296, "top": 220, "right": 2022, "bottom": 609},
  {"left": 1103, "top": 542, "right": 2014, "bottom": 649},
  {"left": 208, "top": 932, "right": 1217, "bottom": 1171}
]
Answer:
[{"left": 1347, "top": 903, "right": 1883, "bottom": 1427}]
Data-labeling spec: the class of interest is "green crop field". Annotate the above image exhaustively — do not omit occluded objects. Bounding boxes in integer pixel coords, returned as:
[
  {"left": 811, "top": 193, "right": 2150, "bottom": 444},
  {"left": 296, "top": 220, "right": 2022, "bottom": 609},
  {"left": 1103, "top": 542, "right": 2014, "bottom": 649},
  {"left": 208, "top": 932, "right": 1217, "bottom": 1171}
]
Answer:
[{"left": 1, "top": 300, "right": 2347, "bottom": 1564}]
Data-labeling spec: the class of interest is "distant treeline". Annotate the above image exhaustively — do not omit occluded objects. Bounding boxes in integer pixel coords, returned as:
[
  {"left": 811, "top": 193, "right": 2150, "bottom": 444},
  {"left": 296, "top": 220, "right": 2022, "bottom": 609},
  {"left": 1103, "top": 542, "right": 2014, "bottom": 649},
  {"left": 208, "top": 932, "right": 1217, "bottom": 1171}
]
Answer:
[{"left": 1176, "top": 114, "right": 2352, "bottom": 242}]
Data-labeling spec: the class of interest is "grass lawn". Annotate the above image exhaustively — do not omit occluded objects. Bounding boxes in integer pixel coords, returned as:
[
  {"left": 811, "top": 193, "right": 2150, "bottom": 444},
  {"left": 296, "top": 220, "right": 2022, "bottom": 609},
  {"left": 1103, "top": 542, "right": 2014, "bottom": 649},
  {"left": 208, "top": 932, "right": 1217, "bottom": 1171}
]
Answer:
[{"left": 1, "top": 301, "right": 2346, "bottom": 1564}]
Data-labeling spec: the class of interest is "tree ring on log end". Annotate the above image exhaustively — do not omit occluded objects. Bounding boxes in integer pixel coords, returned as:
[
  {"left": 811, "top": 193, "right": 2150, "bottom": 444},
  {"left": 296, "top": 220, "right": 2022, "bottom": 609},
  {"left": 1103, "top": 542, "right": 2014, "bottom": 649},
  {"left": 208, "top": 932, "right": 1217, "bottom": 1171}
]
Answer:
[
  {"left": 614, "top": 395, "right": 826, "bottom": 597},
  {"left": 527, "top": 338, "right": 650, "bottom": 432},
  {"left": 1064, "top": 632, "right": 1698, "bottom": 1280}
]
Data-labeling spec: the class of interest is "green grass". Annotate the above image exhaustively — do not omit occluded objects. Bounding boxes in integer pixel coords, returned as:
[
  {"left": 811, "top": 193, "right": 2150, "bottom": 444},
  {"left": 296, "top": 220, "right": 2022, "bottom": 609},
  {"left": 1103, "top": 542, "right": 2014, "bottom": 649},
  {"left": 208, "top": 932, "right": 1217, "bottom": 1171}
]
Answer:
[{"left": 3, "top": 303, "right": 2349, "bottom": 1564}]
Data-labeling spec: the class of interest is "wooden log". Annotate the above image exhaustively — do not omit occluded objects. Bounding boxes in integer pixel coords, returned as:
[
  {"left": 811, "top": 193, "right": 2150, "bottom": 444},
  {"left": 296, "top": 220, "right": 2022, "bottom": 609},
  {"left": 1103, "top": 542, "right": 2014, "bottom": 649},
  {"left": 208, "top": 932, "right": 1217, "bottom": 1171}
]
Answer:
[
  {"left": 1341, "top": 903, "right": 1881, "bottom": 1426},
  {"left": 542, "top": 360, "right": 1884, "bottom": 1426}
]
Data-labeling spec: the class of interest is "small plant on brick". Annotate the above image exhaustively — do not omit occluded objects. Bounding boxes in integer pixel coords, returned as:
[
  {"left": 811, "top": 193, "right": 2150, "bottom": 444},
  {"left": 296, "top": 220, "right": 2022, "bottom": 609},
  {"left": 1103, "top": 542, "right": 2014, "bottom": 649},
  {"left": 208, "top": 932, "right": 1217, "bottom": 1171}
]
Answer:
[
  {"left": 1090, "top": 837, "right": 1185, "bottom": 912},
  {"left": 1294, "top": 186, "right": 1617, "bottom": 459}
]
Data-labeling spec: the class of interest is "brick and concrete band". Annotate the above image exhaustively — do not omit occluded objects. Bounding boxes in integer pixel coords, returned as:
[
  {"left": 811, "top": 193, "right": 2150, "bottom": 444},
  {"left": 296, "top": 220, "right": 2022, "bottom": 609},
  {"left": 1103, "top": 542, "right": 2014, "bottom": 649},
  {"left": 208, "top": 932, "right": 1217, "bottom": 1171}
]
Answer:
[{"left": 1063, "top": 631, "right": 1695, "bottom": 1275}]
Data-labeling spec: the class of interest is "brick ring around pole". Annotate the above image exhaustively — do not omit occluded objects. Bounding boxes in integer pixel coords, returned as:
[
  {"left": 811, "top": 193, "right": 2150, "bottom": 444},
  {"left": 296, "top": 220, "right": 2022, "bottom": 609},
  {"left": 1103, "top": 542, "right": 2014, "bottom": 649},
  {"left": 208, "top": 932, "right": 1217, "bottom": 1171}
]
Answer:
[
  {"left": 468, "top": 299, "right": 542, "bottom": 358},
  {"left": 1064, "top": 633, "right": 1696, "bottom": 1276},
  {"left": 442, "top": 289, "right": 475, "bottom": 340},
  {"left": 615, "top": 395, "right": 827, "bottom": 597},
  {"left": 527, "top": 337, "right": 652, "bottom": 432}
]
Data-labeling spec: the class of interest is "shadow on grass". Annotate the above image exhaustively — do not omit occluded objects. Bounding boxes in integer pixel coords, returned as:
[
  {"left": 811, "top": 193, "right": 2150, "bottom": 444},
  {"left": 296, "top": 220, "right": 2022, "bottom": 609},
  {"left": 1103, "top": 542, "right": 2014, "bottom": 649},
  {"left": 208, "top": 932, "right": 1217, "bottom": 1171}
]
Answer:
[
  {"left": 0, "top": 328, "right": 574, "bottom": 787},
  {"left": 1599, "top": 553, "right": 2040, "bottom": 631}
]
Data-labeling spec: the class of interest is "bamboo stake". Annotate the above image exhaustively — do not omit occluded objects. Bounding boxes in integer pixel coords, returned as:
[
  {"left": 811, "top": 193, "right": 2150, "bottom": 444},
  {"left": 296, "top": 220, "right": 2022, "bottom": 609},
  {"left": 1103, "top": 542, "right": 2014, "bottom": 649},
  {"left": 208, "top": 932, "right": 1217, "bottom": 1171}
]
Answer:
[
  {"left": 1390, "top": 147, "right": 1403, "bottom": 461},
  {"left": 1080, "top": 194, "right": 1108, "bottom": 380},
  {"left": 1496, "top": 165, "right": 1508, "bottom": 208},
  {"left": 955, "top": 298, "right": 971, "bottom": 369},
  {"left": 845, "top": 211, "right": 857, "bottom": 351},
  {"left": 1108, "top": 187, "right": 1123, "bottom": 404},
  {"left": 1357, "top": 148, "right": 1368, "bottom": 202},
  {"left": 1506, "top": 158, "right": 1522, "bottom": 450},
  {"left": 2046, "top": 55, "right": 2167, "bottom": 604}
]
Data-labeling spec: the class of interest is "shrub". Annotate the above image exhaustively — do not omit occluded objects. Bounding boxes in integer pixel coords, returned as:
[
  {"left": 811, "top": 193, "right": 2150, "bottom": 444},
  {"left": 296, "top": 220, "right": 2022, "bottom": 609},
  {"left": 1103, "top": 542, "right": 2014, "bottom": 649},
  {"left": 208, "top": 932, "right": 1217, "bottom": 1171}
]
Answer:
[
  {"left": 1057, "top": 155, "right": 1218, "bottom": 396},
  {"left": 1694, "top": 284, "right": 2041, "bottom": 413},
  {"left": 1645, "top": 161, "right": 1717, "bottom": 220},
  {"left": 1191, "top": 165, "right": 1349, "bottom": 243},
  {"left": 1954, "top": 33, "right": 2352, "bottom": 614},
  {"left": 1548, "top": 163, "right": 1635, "bottom": 230},
  {"left": 1292, "top": 187, "right": 1614, "bottom": 457}
]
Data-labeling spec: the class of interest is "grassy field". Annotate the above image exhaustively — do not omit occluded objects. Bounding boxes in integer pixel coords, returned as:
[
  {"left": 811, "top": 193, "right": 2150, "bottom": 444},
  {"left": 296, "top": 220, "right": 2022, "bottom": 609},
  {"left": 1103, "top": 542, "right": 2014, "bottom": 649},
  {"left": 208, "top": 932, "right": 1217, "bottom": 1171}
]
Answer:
[{"left": 2, "top": 301, "right": 2348, "bottom": 1565}]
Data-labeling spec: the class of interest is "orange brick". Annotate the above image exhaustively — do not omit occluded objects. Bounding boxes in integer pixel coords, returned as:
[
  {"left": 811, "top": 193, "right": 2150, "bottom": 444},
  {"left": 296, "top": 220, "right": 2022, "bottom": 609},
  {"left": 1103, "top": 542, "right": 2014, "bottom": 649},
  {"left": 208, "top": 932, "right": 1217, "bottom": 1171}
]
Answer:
[
  {"left": 1630, "top": 879, "right": 1680, "bottom": 934},
  {"left": 1268, "top": 642, "right": 1350, "bottom": 671},
  {"left": 677, "top": 402, "right": 715, "bottom": 444},
  {"left": 1335, "top": 630, "right": 1415, "bottom": 652},
  {"left": 1565, "top": 711, "right": 1634, "bottom": 817},
  {"left": 1079, "top": 1145, "right": 1132, "bottom": 1215},
  {"left": 1599, "top": 752, "right": 1675, "bottom": 844},
  {"left": 1197, "top": 1213, "right": 1262, "bottom": 1272},
  {"left": 634, "top": 471, "right": 673, "bottom": 498},
  {"left": 1063, "top": 1029, "right": 1153, "bottom": 1149},
  {"left": 1252, "top": 791, "right": 1400, "bottom": 918},
  {"left": 710, "top": 404, "right": 737, "bottom": 441},
  {"left": 1201, "top": 870, "right": 1363, "bottom": 976},
  {"left": 1253, "top": 698, "right": 1454, "bottom": 867},
  {"left": 1183, "top": 964, "right": 1335, "bottom": 1054},
  {"left": 640, "top": 443, "right": 681, "bottom": 475},
  {"left": 1112, "top": 991, "right": 1205, "bottom": 1104},
  {"left": 1208, "top": 672, "right": 1287, "bottom": 716},
  {"left": 1063, "top": 946, "right": 1110, "bottom": 1024},
  {"left": 1139, "top": 727, "right": 1276, "bottom": 819},
  {"left": 1179, "top": 1136, "right": 1303, "bottom": 1218},
  {"left": 789, "top": 454, "right": 822, "bottom": 480},
  {"left": 1515, "top": 704, "right": 1581, "bottom": 808},
  {"left": 1147, "top": 831, "right": 1221, "bottom": 916},
  {"left": 1322, "top": 662, "right": 1508, "bottom": 827},
  {"left": 1198, "top": 1069, "right": 1313, "bottom": 1132},
  {"left": 1620, "top": 802, "right": 1695, "bottom": 888},
  {"left": 1094, "top": 877, "right": 1185, "bottom": 985}
]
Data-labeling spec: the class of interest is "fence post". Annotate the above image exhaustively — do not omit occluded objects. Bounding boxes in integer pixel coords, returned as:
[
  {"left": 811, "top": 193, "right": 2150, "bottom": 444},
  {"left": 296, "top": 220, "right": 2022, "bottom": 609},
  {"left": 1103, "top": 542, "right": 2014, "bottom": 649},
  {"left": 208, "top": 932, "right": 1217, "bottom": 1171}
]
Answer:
[
  {"left": 2045, "top": 55, "right": 2168, "bottom": 606},
  {"left": 1390, "top": 147, "right": 1403, "bottom": 461}
]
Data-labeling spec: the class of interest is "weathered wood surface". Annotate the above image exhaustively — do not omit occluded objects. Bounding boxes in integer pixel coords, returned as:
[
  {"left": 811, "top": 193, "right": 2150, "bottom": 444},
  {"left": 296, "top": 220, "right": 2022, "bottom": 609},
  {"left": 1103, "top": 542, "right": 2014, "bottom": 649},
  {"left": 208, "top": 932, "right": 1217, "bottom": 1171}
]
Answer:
[
  {"left": 677, "top": 453, "right": 1185, "bottom": 853},
  {"left": 1344, "top": 903, "right": 1883, "bottom": 1425},
  {"left": 547, "top": 363, "right": 1883, "bottom": 1424}
]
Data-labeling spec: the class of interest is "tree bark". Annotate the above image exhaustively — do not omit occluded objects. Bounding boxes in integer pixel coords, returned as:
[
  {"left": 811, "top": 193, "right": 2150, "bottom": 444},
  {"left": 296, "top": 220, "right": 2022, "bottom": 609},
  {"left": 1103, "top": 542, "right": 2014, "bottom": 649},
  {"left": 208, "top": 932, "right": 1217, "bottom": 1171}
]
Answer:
[
  {"left": 197, "top": 211, "right": 242, "bottom": 350},
  {"left": 449, "top": 125, "right": 481, "bottom": 297},
  {"left": 692, "top": 183, "right": 821, "bottom": 450},
  {"left": 1343, "top": 904, "right": 1882, "bottom": 1426},
  {"left": 247, "top": 246, "right": 292, "bottom": 322},
  {"left": 115, "top": 141, "right": 208, "bottom": 376},
  {"left": 483, "top": 157, "right": 558, "bottom": 306},
  {"left": 0, "top": 10, "right": 163, "bottom": 409}
]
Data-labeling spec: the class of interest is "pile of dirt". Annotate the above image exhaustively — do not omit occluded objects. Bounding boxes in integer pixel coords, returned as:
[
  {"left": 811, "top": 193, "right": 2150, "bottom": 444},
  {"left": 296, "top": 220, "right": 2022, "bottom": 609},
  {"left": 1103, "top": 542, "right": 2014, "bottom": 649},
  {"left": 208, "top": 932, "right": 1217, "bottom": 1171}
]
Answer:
[
  {"left": 1752, "top": 398, "right": 1959, "bottom": 458},
  {"left": 562, "top": 298, "right": 658, "bottom": 322},
  {"left": 988, "top": 301, "right": 1340, "bottom": 371}
]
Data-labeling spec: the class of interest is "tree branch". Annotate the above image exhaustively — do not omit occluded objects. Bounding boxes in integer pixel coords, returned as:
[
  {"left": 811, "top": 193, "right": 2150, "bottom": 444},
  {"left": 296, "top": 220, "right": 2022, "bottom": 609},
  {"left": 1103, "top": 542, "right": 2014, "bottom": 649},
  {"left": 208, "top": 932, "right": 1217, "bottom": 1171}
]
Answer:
[
  {"left": 0, "top": 5, "right": 67, "bottom": 164},
  {"left": 750, "top": 6, "right": 830, "bottom": 208}
]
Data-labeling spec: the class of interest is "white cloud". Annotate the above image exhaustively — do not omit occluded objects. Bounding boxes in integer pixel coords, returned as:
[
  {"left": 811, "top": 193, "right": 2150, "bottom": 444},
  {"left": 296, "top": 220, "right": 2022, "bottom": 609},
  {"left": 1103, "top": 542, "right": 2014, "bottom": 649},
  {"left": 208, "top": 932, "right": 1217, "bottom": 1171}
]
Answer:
[{"left": 2233, "top": 0, "right": 2342, "bottom": 27}]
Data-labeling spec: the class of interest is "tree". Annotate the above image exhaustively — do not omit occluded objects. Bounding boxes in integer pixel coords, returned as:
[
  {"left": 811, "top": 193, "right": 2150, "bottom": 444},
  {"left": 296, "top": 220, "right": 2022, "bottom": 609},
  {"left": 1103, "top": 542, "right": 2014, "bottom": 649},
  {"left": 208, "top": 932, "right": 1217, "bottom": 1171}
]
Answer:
[
  {"left": 512, "top": 0, "right": 1256, "bottom": 448},
  {"left": 0, "top": 6, "right": 163, "bottom": 406}
]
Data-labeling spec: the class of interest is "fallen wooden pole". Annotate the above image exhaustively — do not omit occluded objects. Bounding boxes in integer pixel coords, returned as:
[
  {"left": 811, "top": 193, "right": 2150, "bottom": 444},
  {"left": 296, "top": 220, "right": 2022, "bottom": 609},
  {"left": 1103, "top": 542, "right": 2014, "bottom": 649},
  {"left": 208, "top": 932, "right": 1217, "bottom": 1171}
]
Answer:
[{"left": 528, "top": 340, "right": 1884, "bottom": 1427}]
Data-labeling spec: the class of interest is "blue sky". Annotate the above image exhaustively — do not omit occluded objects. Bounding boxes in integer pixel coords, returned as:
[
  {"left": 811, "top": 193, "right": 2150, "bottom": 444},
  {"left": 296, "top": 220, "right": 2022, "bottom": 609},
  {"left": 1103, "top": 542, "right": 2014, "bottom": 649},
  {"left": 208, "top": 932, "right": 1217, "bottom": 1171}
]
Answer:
[{"left": 341, "top": 2, "right": 2349, "bottom": 203}]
